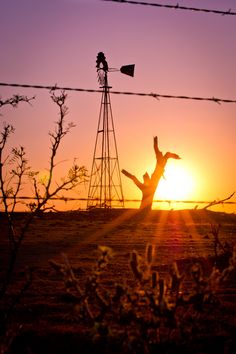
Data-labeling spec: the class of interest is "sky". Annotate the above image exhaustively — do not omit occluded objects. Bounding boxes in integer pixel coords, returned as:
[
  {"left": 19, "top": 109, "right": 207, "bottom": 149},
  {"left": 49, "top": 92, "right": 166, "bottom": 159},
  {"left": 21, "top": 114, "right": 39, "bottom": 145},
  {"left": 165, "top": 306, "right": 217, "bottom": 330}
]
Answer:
[{"left": 0, "top": 0, "right": 236, "bottom": 212}]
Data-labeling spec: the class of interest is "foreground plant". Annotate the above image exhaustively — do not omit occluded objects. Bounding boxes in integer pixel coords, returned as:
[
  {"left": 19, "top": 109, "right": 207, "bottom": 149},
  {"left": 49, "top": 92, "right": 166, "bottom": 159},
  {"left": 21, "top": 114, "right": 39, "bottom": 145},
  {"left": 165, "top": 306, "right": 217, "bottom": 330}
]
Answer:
[
  {"left": 49, "top": 240, "right": 235, "bottom": 354},
  {"left": 0, "top": 91, "right": 88, "bottom": 340}
]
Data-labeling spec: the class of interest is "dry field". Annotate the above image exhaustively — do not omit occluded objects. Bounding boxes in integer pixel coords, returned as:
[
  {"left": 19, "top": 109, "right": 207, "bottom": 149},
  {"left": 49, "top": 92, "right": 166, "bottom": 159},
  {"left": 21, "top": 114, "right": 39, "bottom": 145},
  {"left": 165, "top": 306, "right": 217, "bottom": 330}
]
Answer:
[{"left": 0, "top": 209, "right": 236, "bottom": 353}]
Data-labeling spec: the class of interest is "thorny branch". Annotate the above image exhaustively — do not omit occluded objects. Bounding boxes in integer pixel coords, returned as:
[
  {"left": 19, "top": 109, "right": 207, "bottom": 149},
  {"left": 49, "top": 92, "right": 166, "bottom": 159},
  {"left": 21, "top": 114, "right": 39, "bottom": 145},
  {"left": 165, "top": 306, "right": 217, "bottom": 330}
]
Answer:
[
  {"left": 0, "top": 95, "right": 35, "bottom": 109},
  {"left": 29, "top": 91, "right": 87, "bottom": 211},
  {"left": 204, "top": 191, "right": 235, "bottom": 210}
]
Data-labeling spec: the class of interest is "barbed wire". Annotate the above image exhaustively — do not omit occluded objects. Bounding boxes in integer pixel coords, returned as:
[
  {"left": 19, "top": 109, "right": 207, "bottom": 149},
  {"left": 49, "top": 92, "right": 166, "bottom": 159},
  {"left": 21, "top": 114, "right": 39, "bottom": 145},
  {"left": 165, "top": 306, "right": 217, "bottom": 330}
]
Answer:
[
  {"left": 103, "top": 0, "right": 236, "bottom": 16},
  {"left": 0, "top": 196, "right": 235, "bottom": 204},
  {"left": 1, "top": 82, "right": 236, "bottom": 104}
]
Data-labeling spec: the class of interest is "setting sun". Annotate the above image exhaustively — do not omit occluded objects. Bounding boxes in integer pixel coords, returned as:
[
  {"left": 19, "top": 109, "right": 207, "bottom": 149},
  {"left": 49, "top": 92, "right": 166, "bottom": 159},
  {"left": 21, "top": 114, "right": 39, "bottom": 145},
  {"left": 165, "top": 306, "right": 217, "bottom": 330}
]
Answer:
[{"left": 155, "top": 162, "right": 194, "bottom": 201}]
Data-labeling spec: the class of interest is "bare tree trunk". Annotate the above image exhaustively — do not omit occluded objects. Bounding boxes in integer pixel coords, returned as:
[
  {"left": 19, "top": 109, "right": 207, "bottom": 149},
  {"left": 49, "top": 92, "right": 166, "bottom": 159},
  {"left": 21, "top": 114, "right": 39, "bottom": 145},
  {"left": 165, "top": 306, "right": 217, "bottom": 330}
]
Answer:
[{"left": 122, "top": 136, "right": 180, "bottom": 211}]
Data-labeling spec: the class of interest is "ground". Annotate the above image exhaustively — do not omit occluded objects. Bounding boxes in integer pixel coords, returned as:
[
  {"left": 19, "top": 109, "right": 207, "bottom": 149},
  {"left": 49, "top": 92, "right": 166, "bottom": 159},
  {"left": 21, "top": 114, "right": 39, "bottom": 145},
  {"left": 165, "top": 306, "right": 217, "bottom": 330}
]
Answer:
[{"left": 0, "top": 209, "right": 236, "bottom": 353}]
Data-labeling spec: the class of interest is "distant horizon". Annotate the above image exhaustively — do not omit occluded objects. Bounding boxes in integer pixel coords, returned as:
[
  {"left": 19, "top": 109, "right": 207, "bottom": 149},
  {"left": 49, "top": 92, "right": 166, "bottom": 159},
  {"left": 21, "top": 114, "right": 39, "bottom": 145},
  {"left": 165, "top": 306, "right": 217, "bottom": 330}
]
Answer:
[{"left": 1, "top": 197, "right": 235, "bottom": 214}]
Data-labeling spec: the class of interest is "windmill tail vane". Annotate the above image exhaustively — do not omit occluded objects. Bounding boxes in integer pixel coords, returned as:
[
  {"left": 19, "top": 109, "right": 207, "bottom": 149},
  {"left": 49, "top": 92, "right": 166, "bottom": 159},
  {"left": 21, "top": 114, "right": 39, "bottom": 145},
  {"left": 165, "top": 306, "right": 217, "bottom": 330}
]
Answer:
[{"left": 120, "top": 64, "right": 135, "bottom": 77}]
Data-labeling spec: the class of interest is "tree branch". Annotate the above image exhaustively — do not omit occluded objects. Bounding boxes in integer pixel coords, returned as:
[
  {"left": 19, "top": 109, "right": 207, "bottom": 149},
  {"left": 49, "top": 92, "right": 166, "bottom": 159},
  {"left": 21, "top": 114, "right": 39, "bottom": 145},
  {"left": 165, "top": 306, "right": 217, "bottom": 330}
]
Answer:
[
  {"left": 203, "top": 191, "right": 235, "bottom": 210},
  {"left": 0, "top": 95, "right": 35, "bottom": 109}
]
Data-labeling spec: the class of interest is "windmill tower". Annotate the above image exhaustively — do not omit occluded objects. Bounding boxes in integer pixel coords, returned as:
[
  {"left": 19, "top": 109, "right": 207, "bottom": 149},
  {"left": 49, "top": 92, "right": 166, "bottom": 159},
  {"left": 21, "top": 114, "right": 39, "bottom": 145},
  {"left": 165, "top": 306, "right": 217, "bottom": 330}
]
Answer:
[{"left": 87, "top": 52, "right": 134, "bottom": 209}]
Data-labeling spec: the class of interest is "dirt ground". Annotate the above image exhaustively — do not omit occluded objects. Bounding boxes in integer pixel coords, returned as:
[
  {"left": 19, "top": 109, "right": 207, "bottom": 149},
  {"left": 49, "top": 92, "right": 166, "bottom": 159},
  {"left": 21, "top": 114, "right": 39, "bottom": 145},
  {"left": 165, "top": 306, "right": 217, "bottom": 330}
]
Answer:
[{"left": 0, "top": 209, "right": 236, "bottom": 353}]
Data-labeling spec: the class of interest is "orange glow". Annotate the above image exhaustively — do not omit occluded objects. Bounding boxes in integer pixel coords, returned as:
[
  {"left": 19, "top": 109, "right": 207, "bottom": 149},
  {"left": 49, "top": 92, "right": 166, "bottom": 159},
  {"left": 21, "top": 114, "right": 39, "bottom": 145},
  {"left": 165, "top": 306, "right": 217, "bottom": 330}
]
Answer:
[{"left": 155, "top": 161, "right": 195, "bottom": 201}]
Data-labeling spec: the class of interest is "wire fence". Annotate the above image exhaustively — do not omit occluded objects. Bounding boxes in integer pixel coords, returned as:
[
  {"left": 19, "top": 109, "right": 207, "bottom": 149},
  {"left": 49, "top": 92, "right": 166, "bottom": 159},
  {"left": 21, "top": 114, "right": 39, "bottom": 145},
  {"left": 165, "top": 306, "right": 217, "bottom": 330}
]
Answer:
[
  {"left": 1, "top": 82, "right": 236, "bottom": 105},
  {"left": 103, "top": 0, "right": 236, "bottom": 16},
  {"left": 1, "top": 196, "right": 235, "bottom": 204}
]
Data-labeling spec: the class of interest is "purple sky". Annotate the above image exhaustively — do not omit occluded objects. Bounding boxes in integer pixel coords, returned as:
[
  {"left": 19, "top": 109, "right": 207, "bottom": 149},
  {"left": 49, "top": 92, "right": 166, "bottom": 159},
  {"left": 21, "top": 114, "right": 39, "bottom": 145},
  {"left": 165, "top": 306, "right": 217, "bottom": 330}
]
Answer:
[{"left": 1, "top": 0, "right": 236, "bottom": 211}]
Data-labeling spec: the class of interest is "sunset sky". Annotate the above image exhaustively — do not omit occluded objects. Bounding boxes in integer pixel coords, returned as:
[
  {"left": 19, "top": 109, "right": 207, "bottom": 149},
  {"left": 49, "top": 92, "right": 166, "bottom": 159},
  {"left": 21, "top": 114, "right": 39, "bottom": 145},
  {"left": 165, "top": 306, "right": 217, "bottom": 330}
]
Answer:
[{"left": 0, "top": 0, "right": 236, "bottom": 211}]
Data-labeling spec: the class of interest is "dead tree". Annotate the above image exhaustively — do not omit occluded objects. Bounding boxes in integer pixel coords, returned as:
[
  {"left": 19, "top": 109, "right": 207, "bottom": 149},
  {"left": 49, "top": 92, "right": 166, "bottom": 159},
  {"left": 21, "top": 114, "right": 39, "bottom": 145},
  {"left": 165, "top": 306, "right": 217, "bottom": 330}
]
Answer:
[{"left": 122, "top": 136, "right": 180, "bottom": 211}]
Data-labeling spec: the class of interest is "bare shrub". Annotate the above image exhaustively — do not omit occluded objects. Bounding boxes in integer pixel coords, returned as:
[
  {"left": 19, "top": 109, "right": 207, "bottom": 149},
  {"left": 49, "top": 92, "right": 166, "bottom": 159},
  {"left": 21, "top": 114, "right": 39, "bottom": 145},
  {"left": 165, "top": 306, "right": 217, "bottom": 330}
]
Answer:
[
  {"left": 0, "top": 91, "right": 88, "bottom": 340},
  {"left": 49, "top": 241, "right": 235, "bottom": 353}
]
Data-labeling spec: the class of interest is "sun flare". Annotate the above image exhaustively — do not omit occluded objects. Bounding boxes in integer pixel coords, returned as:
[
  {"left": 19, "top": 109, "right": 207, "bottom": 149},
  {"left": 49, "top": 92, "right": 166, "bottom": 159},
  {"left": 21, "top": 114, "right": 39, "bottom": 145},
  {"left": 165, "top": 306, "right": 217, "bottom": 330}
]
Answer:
[{"left": 155, "top": 163, "right": 194, "bottom": 201}]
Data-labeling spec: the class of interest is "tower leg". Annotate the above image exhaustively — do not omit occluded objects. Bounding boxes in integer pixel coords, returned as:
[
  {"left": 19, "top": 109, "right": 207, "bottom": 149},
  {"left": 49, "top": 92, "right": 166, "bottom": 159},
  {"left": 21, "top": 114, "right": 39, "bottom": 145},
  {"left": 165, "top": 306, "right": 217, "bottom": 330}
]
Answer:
[{"left": 87, "top": 82, "right": 124, "bottom": 209}]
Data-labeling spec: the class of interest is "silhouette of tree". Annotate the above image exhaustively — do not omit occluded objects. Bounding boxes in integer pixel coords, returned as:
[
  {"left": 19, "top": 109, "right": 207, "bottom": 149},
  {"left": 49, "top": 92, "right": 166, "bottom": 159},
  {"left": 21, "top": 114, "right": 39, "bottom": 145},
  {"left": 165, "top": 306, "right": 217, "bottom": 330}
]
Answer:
[
  {"left": 122, "top": 136, "right": 180, "bottom": 211},
  {"left": 0, "top": 92, "right": 88, "bottom": 312}
]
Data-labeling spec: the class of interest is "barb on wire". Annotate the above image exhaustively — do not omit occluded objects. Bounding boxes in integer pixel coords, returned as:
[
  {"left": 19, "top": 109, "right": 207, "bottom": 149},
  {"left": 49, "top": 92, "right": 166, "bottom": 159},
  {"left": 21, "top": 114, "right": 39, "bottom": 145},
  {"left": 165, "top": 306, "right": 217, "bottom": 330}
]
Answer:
[
  {"left": 103, "top": 0, "right": 236, "bottom": 16},
  {"left": 1, "top": 82, "right": 236, "bottom": 104}
]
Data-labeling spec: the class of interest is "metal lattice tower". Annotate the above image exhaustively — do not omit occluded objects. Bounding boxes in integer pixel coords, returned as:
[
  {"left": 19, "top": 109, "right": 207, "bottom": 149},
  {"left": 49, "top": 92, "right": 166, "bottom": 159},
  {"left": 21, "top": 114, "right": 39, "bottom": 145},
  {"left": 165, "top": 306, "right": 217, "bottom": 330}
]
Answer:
[{"left": 87, "top": 52, "right": 133, "bottom": 209}]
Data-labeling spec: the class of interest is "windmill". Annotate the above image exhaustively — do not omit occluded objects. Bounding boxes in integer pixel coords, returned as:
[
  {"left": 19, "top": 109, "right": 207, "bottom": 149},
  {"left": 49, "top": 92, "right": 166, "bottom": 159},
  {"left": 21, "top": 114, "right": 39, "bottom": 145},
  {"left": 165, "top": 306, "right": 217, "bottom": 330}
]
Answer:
[{"left": 87, "top": 52, "right": 135, "bottom": 209}]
